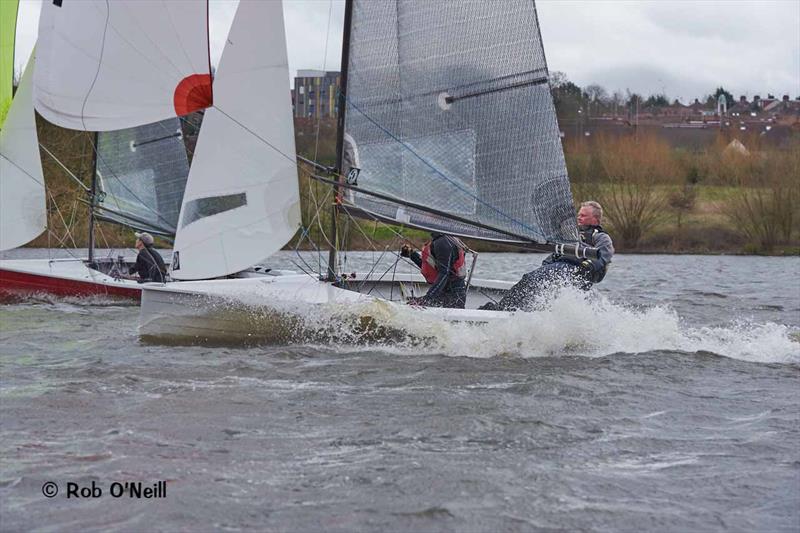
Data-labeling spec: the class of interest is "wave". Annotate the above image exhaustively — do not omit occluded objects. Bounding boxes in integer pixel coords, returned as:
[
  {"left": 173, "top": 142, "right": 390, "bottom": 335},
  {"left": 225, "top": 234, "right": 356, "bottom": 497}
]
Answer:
[{"left": 296, "top": 287, "right": 800, "bottom": 364}]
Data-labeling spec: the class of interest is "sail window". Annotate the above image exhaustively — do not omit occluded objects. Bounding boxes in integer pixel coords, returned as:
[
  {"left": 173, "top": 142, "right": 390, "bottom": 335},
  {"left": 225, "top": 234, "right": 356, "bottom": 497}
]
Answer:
[{"left": 181, "top": 193, "right": 248, "bottom": 228}]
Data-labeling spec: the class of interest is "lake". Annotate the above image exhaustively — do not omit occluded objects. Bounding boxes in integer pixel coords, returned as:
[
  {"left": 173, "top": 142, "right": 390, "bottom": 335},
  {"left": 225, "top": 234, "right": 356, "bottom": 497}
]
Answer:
[{"left": 1, "top": 249, "right": 798, "bottom": 531}]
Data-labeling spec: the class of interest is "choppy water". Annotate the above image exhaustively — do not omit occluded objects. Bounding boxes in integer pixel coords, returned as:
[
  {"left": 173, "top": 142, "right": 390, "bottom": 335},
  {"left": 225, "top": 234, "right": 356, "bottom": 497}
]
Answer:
[{"left": 1, "top": 249, "right": 799, "bottom": 531}]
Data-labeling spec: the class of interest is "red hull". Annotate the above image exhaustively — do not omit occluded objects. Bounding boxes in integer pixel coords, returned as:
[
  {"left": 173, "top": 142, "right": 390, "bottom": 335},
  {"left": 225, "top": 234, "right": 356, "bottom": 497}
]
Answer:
[{"left": 0, "top": 268, "right": 141, "bottom": 300}]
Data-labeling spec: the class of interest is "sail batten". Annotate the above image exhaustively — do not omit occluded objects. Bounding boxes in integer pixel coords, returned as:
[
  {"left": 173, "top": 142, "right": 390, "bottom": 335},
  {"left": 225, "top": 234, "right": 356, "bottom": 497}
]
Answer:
[{"left": 343, "top": 0, "right": 578, "bottom": 244}]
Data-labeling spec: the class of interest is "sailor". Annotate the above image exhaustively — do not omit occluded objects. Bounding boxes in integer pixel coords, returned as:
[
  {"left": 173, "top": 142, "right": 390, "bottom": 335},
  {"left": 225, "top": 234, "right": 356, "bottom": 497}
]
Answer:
[
  {"left": 480, "top": 201, "right": 614, "bottom": 311},
  {"left": 400, "top": 233, "right": 467, "bottom": 309},
  {"left": 129, "top": 232, "right": 167, "bottom": 283}
]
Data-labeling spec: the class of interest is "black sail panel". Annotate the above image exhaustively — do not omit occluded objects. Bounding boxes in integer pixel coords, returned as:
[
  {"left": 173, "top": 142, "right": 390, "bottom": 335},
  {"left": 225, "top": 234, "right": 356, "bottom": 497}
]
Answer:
[{"left": 343, "top": 0, "right": 577, "bottom": 243}]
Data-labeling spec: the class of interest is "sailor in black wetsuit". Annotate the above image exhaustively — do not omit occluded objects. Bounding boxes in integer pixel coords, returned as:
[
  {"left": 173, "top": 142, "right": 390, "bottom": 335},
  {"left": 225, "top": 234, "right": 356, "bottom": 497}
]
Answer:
[
  {"left": 129, "top": 232, "right": 167, "bottom": 283},
  {"left": 401, "top": 233, "right": 467, "bottom": 309},
  {"left": 481, "top": 201, "right": 614, "bottom": 311}
]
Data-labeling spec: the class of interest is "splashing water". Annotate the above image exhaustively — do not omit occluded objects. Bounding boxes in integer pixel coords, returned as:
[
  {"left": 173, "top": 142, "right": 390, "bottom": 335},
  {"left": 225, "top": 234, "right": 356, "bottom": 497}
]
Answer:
[{"left": 289, "top": 286, "right": 799, "bottom": 363}]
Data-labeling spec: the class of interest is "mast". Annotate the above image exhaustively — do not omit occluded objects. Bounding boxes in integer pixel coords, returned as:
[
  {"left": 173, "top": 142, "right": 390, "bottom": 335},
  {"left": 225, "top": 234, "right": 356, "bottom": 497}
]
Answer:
[
  {"left": 326, "top": 0, "right": 353, "bottom": 281},
  {"left": 87, "top": 132, "right": 98, "bottom": 265}
]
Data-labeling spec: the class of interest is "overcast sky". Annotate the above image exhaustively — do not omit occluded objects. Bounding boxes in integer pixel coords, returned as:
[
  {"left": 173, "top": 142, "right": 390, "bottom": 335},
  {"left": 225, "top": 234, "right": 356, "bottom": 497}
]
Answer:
[{"left": 15, "top": 0, "right": 800, "bottom": 103}]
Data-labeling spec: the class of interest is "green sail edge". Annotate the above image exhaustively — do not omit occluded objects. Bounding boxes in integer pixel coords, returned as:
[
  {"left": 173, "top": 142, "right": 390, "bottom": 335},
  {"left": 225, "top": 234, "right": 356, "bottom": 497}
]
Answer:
[{"left": 0, "top": 0, "right": 20, "bottom": 129}]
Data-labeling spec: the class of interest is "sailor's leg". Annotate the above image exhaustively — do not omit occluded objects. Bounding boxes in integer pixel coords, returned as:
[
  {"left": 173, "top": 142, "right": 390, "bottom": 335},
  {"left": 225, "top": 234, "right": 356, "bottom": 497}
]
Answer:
[
  {"left": 490, "top": 262, "right": 584, "bottom": 311},
  {"left": 493, "top": 268, "right": 548, "bottom": 311},
  {"left": 444, "top": 278, "right": 467, "bottom": 309},
  {"left": 426, "top": 279, "right": 467, "bottom": 309}
]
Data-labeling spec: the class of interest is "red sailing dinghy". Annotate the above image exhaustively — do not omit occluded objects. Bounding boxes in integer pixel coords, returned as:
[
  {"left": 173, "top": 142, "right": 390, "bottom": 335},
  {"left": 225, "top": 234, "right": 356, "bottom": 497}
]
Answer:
[{"left": 0, "top": 0, "right": 214, "bottom": 300}]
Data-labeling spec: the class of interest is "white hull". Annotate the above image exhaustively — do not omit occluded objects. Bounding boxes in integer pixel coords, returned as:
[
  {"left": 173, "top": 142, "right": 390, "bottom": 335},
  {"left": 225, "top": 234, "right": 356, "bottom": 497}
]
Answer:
[{"left": 139, "top": 273, "right": 513, "bottom": 345}]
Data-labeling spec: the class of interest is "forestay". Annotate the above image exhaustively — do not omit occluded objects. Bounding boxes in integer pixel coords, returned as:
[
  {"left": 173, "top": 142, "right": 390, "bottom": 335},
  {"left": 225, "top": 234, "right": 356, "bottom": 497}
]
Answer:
[
  {"left": 34, "top": 0, "right": 212, "bottom": 131},
  {"left": 343, "top": 0, "right": 577, "bottom": 244},
  {"left": 170, "top": 0, "right": 300, "bottom": 280},
  {"left": 0, "top": 55, "right": 46, "bottom": 251},
  {"left": 94, "top": 118, "right": 190, "bottom": 236}
]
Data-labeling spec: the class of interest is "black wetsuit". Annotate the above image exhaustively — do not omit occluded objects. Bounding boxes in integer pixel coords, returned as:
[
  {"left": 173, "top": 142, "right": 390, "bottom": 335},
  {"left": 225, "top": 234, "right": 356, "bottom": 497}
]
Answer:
[
  {"left": 129, "top": 246, "right": 167, "bottom": 283},
  {"left": 409, "top": 234, "right": 467, "bottom": 309},
  {"left": 486, "top": 225, "right": 614, "bottom": 311}
]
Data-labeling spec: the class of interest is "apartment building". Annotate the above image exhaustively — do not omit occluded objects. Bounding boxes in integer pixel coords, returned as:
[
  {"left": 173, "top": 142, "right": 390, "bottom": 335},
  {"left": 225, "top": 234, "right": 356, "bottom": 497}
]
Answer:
[{"left": 292, "top": 70, "right": 341, "bottom": 119}]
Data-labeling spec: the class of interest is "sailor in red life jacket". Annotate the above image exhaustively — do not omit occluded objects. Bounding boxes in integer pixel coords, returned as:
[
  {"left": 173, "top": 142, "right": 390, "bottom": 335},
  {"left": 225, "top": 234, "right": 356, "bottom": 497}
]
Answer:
[{"left": 400, "top": 233, "right": 467, "bottom": 309}]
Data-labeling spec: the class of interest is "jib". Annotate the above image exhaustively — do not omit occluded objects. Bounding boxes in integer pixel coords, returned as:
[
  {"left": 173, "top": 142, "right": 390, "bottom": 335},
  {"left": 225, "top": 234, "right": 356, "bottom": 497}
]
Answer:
[{"left": 66, "top": 481, "right": 102, "bottom": 498}]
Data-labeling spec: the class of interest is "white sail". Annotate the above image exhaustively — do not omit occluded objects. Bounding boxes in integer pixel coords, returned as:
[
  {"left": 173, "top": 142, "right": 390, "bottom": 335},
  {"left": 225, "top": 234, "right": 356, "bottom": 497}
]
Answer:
[
  {"left": 170, "top": 0, "right": 300, "bottom": 281},
  {"left": 34, "top": 0, "right": 211, "bottom": 131},
  {"left": 0, "top": 55, "right": 46, "bottom": 251}
]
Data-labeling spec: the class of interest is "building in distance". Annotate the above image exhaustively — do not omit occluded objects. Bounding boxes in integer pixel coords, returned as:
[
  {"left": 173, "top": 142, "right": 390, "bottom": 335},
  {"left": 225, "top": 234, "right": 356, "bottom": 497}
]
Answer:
[{"left": 292, "top": 70, "right": 341, "bottom": 119}]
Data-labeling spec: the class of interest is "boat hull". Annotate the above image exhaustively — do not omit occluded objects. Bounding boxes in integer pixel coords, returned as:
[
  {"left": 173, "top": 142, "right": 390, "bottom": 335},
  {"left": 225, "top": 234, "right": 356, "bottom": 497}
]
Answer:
[
  {"left": 0, "top": 259, "right": 145, "bottom": 301},
  {"left": 139, "top": 274, "right": 512, "bottom": 345}
]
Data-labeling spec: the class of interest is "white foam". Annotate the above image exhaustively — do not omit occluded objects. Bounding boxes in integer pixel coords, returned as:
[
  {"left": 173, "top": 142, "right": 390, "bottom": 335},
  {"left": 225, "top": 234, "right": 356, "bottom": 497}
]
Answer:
[
  {"left": 195, "top": 279, "right": 799, "bottom": 363},
  {"left": 298, "top": 286, "right": 799, "bottom": 364}
]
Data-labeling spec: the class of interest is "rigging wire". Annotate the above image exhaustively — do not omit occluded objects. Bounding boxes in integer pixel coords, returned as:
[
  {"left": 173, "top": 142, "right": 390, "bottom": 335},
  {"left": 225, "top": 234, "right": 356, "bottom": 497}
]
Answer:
[
  {"left": 312, "top": 0, "right": 336, "bottom": 273},
  {"left": 0, "top": 152, "right": 45, "bottom": 188},
  {"left": 313, "top": 0, "right": 336, "bottom": 164},
  {"left": 45, "top": 189, "right": 81, "bottom": 256},
  {"left": 38, "top": 144, "right": 88, "bottom": 191},
  {"left": 292, "top": 225, "right": 325, "bottom": 278},
  {"left": 301, "top": 167, "right": 336, "bottom": 252}
]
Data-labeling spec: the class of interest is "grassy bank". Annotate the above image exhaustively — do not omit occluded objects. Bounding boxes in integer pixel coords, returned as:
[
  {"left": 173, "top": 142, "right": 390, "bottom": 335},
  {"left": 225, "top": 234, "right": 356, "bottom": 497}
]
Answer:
[{"left": 25, "top": 117, "right": 800, "bottom": 256}]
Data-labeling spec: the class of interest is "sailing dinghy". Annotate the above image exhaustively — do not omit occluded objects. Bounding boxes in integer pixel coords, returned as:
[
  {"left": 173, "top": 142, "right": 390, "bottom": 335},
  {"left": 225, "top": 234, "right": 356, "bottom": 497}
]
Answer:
[
  {"left": 0, "top": 0, "right": 206, "bottom": 299},
  {"left": 136, "top": 0, "right": 601, "bottom": 344}
]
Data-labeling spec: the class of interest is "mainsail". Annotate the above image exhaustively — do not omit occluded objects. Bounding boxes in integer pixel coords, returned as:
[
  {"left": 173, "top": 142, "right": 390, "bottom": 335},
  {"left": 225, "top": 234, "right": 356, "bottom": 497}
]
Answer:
[
  {"left": 0, "top": 0, "right": 46, "bottom": 252},
  {"left": 94, "top": 118, "right": 190, "bottom": 236},
  {"left": 170, "top": 0, "right": 300, "bottom": 280},
  {"left": 34, "top": 0, "right": 212, "bottom": 131},
  {"left": 341, "top": 0, "right": 577, "bottom": 244}
]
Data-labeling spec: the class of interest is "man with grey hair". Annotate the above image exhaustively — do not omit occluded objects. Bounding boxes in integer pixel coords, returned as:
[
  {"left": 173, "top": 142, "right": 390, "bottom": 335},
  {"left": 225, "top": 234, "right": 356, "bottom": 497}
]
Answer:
[
  {"left": 480, "top": 200, "right": 614, "bottom": 311},
  {"left": 128, "top": 232, "right": 167, "bottom": 283}
]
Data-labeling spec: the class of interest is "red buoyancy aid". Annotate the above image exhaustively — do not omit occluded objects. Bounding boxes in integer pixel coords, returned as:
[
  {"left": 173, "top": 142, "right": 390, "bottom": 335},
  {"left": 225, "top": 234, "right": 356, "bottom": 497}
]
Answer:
[{"left": 420, "top": 237, "right": 467, "bottom": 284}]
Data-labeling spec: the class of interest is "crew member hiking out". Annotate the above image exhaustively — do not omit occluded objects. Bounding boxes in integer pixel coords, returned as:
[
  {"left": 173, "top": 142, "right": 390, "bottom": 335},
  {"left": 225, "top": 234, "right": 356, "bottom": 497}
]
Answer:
[
  {"left": 480, "top": 201, "right": 614, "bottom": 311},
  {"left": 129, "top": 232, "right": 167, "bottom": 283},
  {"left": 400, "top": 233, "right": 468, "bottom": 309}
]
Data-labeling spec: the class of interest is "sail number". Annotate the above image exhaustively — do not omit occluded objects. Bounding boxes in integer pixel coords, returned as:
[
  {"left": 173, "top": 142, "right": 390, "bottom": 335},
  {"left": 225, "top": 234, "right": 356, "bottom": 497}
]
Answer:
[{"left": 346, "top": 167, "right": 360, "bottom": 186}]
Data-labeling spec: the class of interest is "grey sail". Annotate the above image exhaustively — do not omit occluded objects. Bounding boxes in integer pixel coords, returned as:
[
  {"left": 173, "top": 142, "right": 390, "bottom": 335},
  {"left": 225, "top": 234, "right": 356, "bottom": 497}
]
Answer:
[
  {"left": 94, "top": 118, "right": 190, "bottom": 236},
  {"left": 342, "top": 0, "right": 578, "bottom": 243}
]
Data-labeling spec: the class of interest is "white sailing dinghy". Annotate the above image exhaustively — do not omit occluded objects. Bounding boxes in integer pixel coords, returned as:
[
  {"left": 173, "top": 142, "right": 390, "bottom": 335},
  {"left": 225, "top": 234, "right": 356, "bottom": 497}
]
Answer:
[
  {"left": 0, "top": 0, "right": 207, "bottom": 299},
  {"left": 136, "top": 0, "right": 601, "bottom": 344}
]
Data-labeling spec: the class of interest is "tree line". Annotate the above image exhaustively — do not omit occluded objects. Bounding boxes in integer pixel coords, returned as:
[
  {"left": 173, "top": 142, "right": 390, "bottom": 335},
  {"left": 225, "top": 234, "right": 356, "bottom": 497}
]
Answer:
[{"left": 549, "top": 72, "right": 798, "bottom": 118}]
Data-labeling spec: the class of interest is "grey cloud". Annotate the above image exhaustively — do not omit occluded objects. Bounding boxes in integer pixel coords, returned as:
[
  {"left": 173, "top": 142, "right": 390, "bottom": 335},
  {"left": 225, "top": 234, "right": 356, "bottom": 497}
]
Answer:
[
  {"left": 641, "top": 2, "right": 755, "bottom": 42},
  {"left": 579, "top": 64, "right": 718, "bottom": 102}
]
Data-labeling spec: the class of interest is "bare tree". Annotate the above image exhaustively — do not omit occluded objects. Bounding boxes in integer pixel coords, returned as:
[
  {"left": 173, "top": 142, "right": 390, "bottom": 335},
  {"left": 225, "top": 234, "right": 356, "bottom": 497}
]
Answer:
[
  {"left": 725, "top": 144, "right": 799, "bottom": 251},
  {"left": 593, "top": 133, "right": 673, "bottom": 248},
  {"left": 584, "top": 83, "right": 608, "bottom": 115}
]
